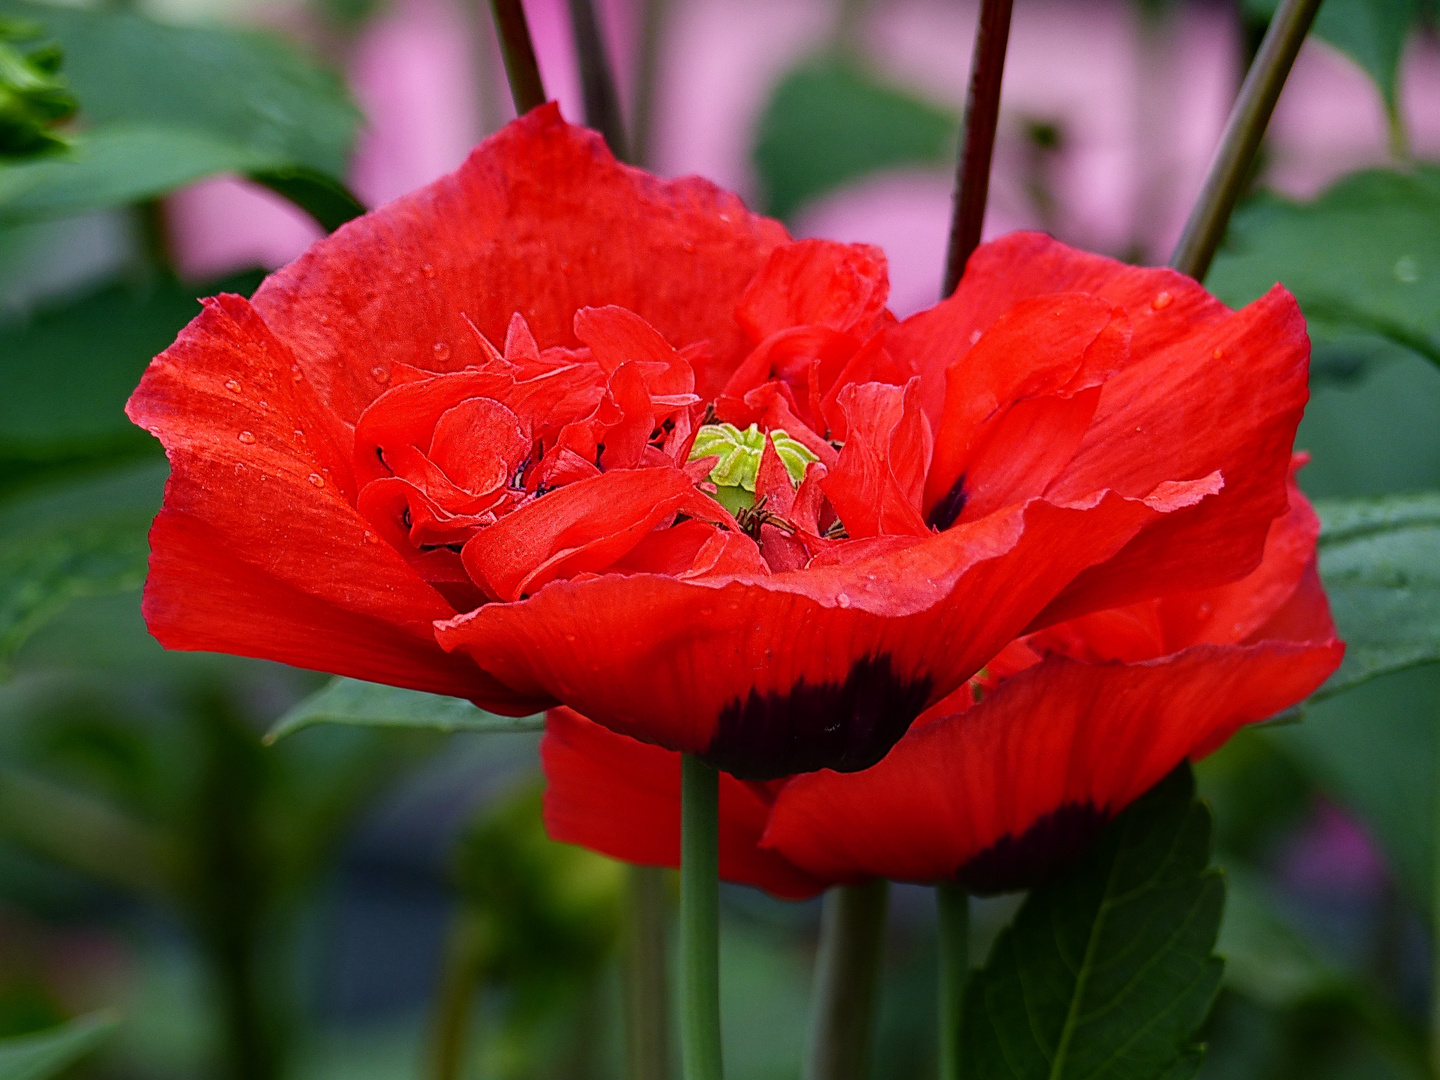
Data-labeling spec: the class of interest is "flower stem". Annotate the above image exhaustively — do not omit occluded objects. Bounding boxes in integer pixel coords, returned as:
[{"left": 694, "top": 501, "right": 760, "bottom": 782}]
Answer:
[
  {"left": 936, "top": 883, "right": 970, "bottom": 1080},
  {"left": 626, "top": 864, "right": 673, "bottom": 1080},
  {"left": 630, "top": 0, "right": 668, "bottom": 166},
  {"left": 427, "top": 908, "right": 488, "bottom": 1080},
  {"left": 681, "top": 755, "right": 723, "bottom": 1080},
  {"left": 804, "top": 880, "right": 889, "bottom": 1080},
  {"left": 1430, "top": 708, "right": 1440, "bottom": 1073},
  {"left": 942, "top": 0, "right": 1016, "bottom": 297},
  {"left": 1168, "top": 0, "right": 1323, "bottom": 281},
  {"left": 489, "top": 0, "right": 546, "bottom": 114},
  {"left": 566, "top": 0, "right": 629, "bottom": 159}
]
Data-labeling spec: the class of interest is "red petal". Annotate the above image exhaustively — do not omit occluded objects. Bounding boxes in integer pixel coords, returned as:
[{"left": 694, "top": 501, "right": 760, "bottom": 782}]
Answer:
[
  {"left": 437, "top": 489, "right": 1176, "bottom": 779},
  {"left": 822, "top": 379, "right": 933, "bottom": 538},
  {"left": 460, "top": 466, "right": 732, "bottom": 601},
  {"left": 763, "top": 638, "right": 1343, "bottom": 890},
  {"left": 541, "top": 708, "right": 827, "bottom": 899},
  {"left": 735, "top": 239, "right": 890, "bottom": 341},
  {"left": 125, "top": 294, "right": 530, "bottom": 705},
  {"left": 251, "top": 104, "right": 788, "bottom": 421}
]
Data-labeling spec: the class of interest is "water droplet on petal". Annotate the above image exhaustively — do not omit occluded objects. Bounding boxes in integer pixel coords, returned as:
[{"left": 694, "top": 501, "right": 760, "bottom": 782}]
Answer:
[
  {"left": 234, "top": 463, "right": 246, "bottom": 475},
  {"left": 308, "top": 473, "right": 325, "bottom": 488},
  {"left": 422, "top": 262, "right": 436, "bottom": 279},
  {"left": 433, "top": 342, "right": 451, "bottom": 362},
  {"left": 258, "top": 400, "right": 269, "bottom": 411},
  {"left": 371, "top": 365, "right": 390, "bottom": 383},
  {"left": 565, "top": 633, "right": 577, "bottom": 642},
  {"left": 1151, "top": 291, "right": 1173, "bottom": 310},
  {"left": 224, "top": 379, "right": 241, "bottom": 393},
  {"left": 1212, "top": 348, "right": 1224, "bottom": 360},
  {"left": 238, "top": 431, "right": 257, "bottom": 444},
  {"left": 837, "top": 593, "right": 851, "bottom": 608},
  {"left": 291, "top": 365, "right": 303, "bottom": 382},
  {"left": 294, "top": 429, "right": 306, "bottom": 441}
]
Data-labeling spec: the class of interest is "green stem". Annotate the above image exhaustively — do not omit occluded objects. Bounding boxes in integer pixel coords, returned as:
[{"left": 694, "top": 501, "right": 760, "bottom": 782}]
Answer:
[
  {"left": 565, "top": 0, "right": 629, "bottom": 159},
  {"left": 489, "top": 0, "right": 546, "bottom": 114},
  {"left": 1167, "top": 0, "right": 1323, "bottom": 281},
  {"left": 428, "top": 908, "right": 489, "bottom": 1080},
  {"left": 941, "top": 0, "right": 1016, "bottom": 296},
  {"left": 936, "top": 883, "right": 970, "bottom": 1080},
  {"left": 626, "top": 864, "right": 673, "bottom": 1080},
  {"left": 804, "top": 881, "right": 889, "bottom": 1080},
  {"left": 680, "top": 755, "right": 723, "bottom": 1080},
  {"left": 1431, "top": 706, "right": 1440, "bottom": 1074}
]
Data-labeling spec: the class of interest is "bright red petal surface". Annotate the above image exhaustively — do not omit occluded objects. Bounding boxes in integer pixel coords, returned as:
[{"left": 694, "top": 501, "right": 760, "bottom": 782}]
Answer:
[
  {"left": 763, "top": 638, "right": 1342, "bottom": 891},
  {"left": 437, "top": 488, "right": 1191, "bottom": 779},
  {"left": 250, "top": 105, "right": 788, "bottom": 422},
  {"left": 541, "top": 707, "right": 826, "bottom": 899},
  {"left": 125, "top": 295, "right": 535, "bottom": 705}
]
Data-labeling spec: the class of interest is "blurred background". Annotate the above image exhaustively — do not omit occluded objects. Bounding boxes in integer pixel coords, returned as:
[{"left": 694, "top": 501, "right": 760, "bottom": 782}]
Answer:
[{"left": 1, "top": 0, "right": 1439, "bottom": 1077}]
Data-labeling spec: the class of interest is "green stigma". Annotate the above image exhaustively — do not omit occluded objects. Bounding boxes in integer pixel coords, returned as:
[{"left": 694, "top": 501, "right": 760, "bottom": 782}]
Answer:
[{"left": 688, "top": 422, "right": 818, "bottom": 515}]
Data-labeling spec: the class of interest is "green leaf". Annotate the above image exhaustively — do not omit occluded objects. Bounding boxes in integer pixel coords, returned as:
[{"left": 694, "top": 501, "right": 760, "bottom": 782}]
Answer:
[
  {"left": 0, "top": 269, "right": 262, "bottom": 471},
  {"left": 0, "top": 461, "right": 164, "bottom": 664},
  {"left": 1243, "top": 0, "right": 1417, "bottom": 108},
  {"left": 0, "top": 17, "right": 77, "bottom": 158},
  {"left": 0, "top": 1013, "right": 115, "bottom": 1080},
  {"left": 1312, "top": 492, "right": 1440, "bottom": 700},
  {"left": 0, "top": 0, "right": 362, "bottom": 225},
  {"left": 961, "top": 767, "right": 1224, "bottom": 1080},
  {"left": 267, "top": 677, "right": 544, "bottom": 742},
  {"left": 753, "top": 54, "right": 956, "bottom": 221},
  {"left": 1208, "top": 168, "right": 1440, "bottom": 373}
]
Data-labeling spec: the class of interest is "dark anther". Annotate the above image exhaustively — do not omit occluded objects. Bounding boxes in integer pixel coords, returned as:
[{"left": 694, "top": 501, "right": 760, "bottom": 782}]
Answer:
[
  {"left": 375, "top": 446, "right": 390, "bottom": 471},
  {"left": 418, "top": 542, "right": 465, "bottom": 553},
  {"left": 926, "top": 474, "right": 968, "bottom": 531},
  {"left": 735, "top": 496, "right": 797, "bottom": 540},
  {"left": 823, "top": 519, "right": 849, "bottom": 540},
  {"left": 400, "top": 507, "right": 412, "bottom": 529},
  {"left": 595, "top": 442, "right": 606, "bottom": 469},
  {"left": 700, "top": 402, "right": 718, "bottom": 426}
]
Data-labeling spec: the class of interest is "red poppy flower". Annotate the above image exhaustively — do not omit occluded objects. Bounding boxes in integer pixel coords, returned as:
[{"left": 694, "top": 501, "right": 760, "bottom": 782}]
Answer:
[
  {"left": 541, "top": 463, "right": 1343, "bottom": 896},
  {"left": 129, "top": 106, "right": 1315, "bottom": 782}
]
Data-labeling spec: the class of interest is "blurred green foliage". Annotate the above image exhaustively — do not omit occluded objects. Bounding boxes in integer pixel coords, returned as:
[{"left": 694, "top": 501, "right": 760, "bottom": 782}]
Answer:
[
  {"left": 752, "top": 55, "right": 956, "bottom": 221},
  {"left": 0, "top": 18, "right": 74, "bottom": 160},
  {"left": 0, "top": 1013, "right": 114, "bottom": 1080}
]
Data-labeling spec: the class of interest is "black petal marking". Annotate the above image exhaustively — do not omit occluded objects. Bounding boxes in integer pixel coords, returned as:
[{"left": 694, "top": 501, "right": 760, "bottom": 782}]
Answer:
[
  {"left": 705, "top": 655, "right": 933, "bottom": 781},
  {"left": 927, "top": 474, "right": 967, "bottom": 531},
  {"left": 953, "top": 802, "right": 1109, "bottom": 896}
]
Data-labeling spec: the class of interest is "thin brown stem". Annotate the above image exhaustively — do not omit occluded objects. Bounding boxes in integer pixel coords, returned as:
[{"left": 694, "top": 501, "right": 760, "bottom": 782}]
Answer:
[
  {"left": 942, "top": 0, "right": 1016, "bottom": 297},
  {"left": 489, "top": 0, "right": 546, "bottom": 114},
  {"left": 1168, "top": 0, "right": 1323, "bottom": 281},
  {"left": 630, "top": 0, "right": 668, "bottom": 166},
  {"left": 566, "top": 0, "right": 629, "bottom": 159}
]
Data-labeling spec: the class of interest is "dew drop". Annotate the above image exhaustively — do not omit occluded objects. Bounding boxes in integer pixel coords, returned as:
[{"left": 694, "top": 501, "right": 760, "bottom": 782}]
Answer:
[
  {"left": 319, "top": 313, "right": 330, "bottom": 325},
  {"left": 290, "top": 365, "right": 303, "bottom": 382},
  {"left": 234, "top": 462, "right": 246, "bottom": 475},
  {"left": 294, "top": 429, "right": 306, "bottom": 441},
  {"left": 1151, "top": 291, "right": 1173, "bottom": 310},
  {"left": 364, "top": 531, "right": 376, "bottom": 543},
  {"left": 258, "top": 400, "right": 270, "bottom": 411},
  {"left": 565, "top": 633, "right": 577, "bottom": 642},
  {"left": 432, "top": 342, "right": 451, "bottom": 362},
  {"left": 1212, "top": 348, "right": 1224, "bottom": 360},
  {"left": 238, "top": 430, "right": 257, "bottom": 444},
  {"left": 224, "top": 379, "right": 241, "bottom": 393},
  {"left": 371, "top": 365, "right": 391, "bottom": 383},
  {"left": 969, "top": 329, "right": 982, "bottom": 345},
  {"left": 837, "top": 593, "right": 851, "bottom": 608},
  {"left": 422, "top": 262, "right": 436, "bottom": 279},
  {"left": 308, "top": 473, "right": 326, "bottom": 488}
]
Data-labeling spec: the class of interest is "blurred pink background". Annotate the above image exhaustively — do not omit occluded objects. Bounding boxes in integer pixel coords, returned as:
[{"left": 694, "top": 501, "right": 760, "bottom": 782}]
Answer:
[{"left": 167, "top": 0, "right": 1440, "bottom": 314}]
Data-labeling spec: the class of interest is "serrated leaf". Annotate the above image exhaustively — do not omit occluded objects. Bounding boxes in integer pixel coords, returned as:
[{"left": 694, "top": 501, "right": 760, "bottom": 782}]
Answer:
[
  {"left": 0, "top": 269, "right": 263, "bottom": 469},
  {"left": 268, "top": 677, "right": 544, "bottom": 742},
  {"left": 1208, "top": 168, "right": 1440, "bottom": 372},
  {"left": 0, "top": 461, "right": 164, "bottom": 664},
  {"left": 1311, "top": 492, "right": 1440, "bottom": 700},
  {"left": 0, "top": 1013, "right": 115, "bottom": 1080},
  {"left": 1243, "top": 0, "right": 1417, "bottom": 108},
  {"left": 0, "top": 0, "right": 362, "bottom": 225},
  {"left": 753, "top": 54, "right": 956, "bottom": 221},
  {"left": 961, "top": 767, "right": 1223, "bottom": 1080}
]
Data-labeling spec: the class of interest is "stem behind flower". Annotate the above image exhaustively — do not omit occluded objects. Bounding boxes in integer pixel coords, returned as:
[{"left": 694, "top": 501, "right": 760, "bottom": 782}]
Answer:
[
  {"left": 936, "top": 883, "right": 970, "bottom": 1080},
  {"left": 566, "top": 0, "right": 629, "bottom": 159},
  {"left": 626, "top": 864, "right": 673, "bottom": 1080},
  {"left": 942, "top": 0, "right": 1016, "bottom": 297},
  {"left": 681, "top": 755, "right": 723, "bottom": 1080},
  {"left": 1168, "top": 0, "right": 1323, "bottom": 281},
  {"left": 804, "top": 880, "right": 889, "bottom": 1080},
  {"left": 490, "top": 0, "right": 546, "bottom": 114}
]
